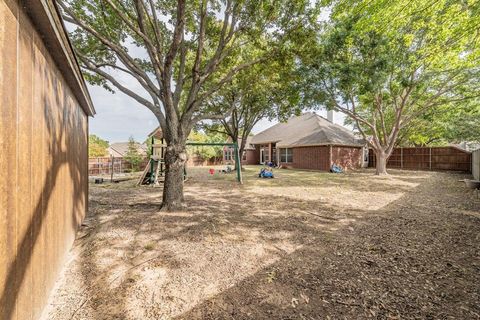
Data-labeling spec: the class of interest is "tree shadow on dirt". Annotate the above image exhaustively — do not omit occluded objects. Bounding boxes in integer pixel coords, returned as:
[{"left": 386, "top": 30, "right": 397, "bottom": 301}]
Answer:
[
  {"left": 173, "top": 172, "right": 480, "bottom": 320},
  {"left": 46, "top": 169, "right": 479, "bottom": 319},
  {"left": 57, "top": 181, "right": 360, "bottom": 319}
]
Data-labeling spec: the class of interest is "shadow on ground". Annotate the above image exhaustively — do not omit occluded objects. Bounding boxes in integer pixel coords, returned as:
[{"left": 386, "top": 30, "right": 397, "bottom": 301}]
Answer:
[{"left": 43, "top": 168, "right": 480, "bottom": 319}]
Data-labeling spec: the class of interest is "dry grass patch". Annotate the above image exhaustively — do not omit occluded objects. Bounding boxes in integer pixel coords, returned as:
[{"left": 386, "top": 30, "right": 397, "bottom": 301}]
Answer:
[{"left": 42, "top": 167, "right": 479, "bottom": 320}]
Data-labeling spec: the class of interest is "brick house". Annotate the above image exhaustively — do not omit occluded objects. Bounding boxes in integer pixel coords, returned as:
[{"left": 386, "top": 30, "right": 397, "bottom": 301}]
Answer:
[
  {"left": 223, "top": 136, "right": 257, "bottom": 165},
  {"left": 107, "top": 142, "right": 148, "bottom": 157},
  {"left": 246, "top": 113, "right": 368, "bottom": 171}
]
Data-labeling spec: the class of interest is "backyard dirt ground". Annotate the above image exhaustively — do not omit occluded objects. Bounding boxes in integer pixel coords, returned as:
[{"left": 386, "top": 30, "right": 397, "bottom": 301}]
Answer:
[{"left": 42, "top": 166, "right": 480, "bottom": 320}]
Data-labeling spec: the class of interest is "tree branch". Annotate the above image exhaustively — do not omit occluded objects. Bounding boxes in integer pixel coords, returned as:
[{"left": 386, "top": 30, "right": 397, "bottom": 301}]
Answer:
[
  {"left": 77, "top": 53, "right": 165, "bottom": 127},
  {"left": 58, "top": 0, "right": 161, "bottom": 96}
]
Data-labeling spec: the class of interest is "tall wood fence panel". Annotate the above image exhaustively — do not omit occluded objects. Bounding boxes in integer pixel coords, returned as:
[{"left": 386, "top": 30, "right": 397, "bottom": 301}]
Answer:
[
  {"left": 472, "top": 149, "right": 480, "bottom": 180},
  {"left": 368, "top": 147, "right": 471, "bottom": 172},
  {"left": 1, "top": 3, "right": 89, "bottom": 318},
  {"left": 88, "top": 157, "right": 148, "bottom": 175}
]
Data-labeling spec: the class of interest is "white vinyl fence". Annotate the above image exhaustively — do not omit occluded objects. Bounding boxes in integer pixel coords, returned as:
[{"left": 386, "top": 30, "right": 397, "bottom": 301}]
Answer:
[{"left": 473, "top": 149, "right": 480, "bottom": 180}]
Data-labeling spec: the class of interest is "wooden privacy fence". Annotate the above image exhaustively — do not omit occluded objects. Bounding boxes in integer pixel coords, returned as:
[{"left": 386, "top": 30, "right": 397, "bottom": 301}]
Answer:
[
  {"left": 473, "top": 149, "right": 480, "bottom": 180},
  {"left": 368, "top": 146, "right": 471, "bottom": 172},
  {"left": 88, "top": 157, "right": 148, "bottom": 175},
  {"left": 187, "top": 154, "right": 223, "bottom": 166}
]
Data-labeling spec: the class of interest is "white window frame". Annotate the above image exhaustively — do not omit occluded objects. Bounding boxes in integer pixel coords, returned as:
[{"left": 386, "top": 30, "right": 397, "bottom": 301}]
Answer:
[
  {"left": 280, "top": 148, "right": 293, "bottom": 163},
  {"left": 224, "top": 149, "right": 233, "bottom": 161}
]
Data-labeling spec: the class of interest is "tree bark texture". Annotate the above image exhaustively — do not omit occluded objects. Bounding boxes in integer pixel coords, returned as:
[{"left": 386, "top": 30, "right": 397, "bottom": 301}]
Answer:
[
  {"left": 162, "top": 144, "right": 187, "bottom": 211},
  {"left": 375, "top": 150, "right": 389, "bottom": 175}
]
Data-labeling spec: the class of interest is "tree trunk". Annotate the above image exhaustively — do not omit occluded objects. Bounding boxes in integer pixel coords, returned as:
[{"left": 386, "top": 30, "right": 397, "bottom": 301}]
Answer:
[
  {"left": 162, "top": 143, "right": 187, "bottom": 211},
  {"left": 375, "top": 150, "right": 389, "bottom": 175}
]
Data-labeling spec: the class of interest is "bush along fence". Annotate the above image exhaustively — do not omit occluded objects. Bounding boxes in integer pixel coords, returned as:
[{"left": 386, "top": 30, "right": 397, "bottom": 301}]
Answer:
[
  {"left": 472, "top": 149, "right": 480, "bottom": 180},
  {"left": 88, "top": 157, "right": 149, "bottom": 175},
  {"left": 368, "top": 146, "right": 472, "bottom": 172}
]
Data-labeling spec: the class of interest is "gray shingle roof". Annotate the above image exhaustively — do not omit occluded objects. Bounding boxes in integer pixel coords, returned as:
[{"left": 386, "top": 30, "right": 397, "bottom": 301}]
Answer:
[
  {"left": 108, "top": 142, "right": 147, "bottom": 157},
  {"left": 251, "top": 112, "right": 364, "bottom": 147}
]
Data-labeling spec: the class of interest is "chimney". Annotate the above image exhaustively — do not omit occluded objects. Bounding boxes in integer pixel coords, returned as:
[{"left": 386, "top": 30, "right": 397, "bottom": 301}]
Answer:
[{"left": 327, "top": 110, "right": 334, "bottom": 123}]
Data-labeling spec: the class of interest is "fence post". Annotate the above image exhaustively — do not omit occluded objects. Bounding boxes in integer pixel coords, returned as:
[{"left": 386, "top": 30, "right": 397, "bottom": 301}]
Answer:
[
  {"left": 401, "top": 147, "right": 403, "bottom": 169},
  {"left": 110, "top": 155, "right": 114, "bottom": 182},
  {"left": 429, "top": 147, "right": 432, "bottom": 170}
]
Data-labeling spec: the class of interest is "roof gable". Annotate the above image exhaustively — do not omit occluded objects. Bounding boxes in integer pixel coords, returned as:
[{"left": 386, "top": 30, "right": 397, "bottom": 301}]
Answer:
[
  {"left": 108, "top": 142, "right": 147, "bottom": 157},
  {"left": 251, "top": 113, "right": 363, "bottom": 147}
]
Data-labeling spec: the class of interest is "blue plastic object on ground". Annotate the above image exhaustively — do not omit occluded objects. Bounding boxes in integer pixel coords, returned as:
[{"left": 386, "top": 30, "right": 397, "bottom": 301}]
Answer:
[
  {"left": 330, "top": 164, "right": 343, "bottom": 173},
  {"left": 259, "top": 168, "right": 274, "bottom": 178}
]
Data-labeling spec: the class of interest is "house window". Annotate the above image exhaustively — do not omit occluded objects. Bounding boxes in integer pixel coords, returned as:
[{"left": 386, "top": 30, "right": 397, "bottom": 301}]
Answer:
[
  {"left": 264, "top": 151, "right": 270, "bottom": 163},
  {"left": 280, "top": 148, "right": 293, "bottom": 163},
  {"left": 224, "top": 149, "right": 233, "bottom": 161},
  {"left": 242, "top": 151, "right": 247, "bottom": 161}
]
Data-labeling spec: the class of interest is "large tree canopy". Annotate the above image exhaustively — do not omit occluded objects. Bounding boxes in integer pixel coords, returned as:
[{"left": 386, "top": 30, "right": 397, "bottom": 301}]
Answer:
[
  {"left": 59, "top": 0, "right": 318, "bottom": 209},
  {"left": 201, "top": 50, "right": 305, "bottom": 164},
  {"left": 88, "top": 134, "right": 109, "bottom": 157},
  {"left": 398, "top": 101, "right": 480, "bottom": 146},
  {"left": 300, "top": 0, "right": 480, "bottom": 174}
]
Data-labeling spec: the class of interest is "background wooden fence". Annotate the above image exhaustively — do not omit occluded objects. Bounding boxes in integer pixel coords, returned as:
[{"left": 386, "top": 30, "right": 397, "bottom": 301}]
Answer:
[
  {"left": 187, "top": 155, "right": 223, "bottom": 166},
  {"left": 88, "top": 157, "right": 148, "bottom": 175},
  {"left": 89, "top": 155, "right": 223, "bottom": 175},
  {"left": 472, "top": 149, "right": 480, "bottom": 180},
  {"left": 368, "top": 146, "right": 472, "bottom": 172}
]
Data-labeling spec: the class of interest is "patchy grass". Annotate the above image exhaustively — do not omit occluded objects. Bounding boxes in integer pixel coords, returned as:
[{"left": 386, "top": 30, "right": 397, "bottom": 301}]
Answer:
[{"left": 42, "top": 167, "right": 480, "bottom": 320}]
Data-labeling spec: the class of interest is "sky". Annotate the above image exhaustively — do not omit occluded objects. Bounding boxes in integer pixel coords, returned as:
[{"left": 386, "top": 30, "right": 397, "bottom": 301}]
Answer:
[
  {"left": 85, "top": 4, "right": 338, "bottom": 144},
  {"left": 89, "top": 84, "right": 347, "bottom": 144}
]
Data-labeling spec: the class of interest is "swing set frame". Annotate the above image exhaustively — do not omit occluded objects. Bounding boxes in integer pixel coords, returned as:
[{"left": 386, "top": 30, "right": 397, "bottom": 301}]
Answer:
[
  {"left": 185, "top": 142, "right": 243, "bottom": 184},
  {"left": 138, "top": 136, "right": 243, "bottom": 185}
]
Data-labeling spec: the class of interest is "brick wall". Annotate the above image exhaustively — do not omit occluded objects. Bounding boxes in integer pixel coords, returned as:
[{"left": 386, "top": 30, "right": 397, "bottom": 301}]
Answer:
[
  {"left": 244, "top": 149, "right": 258, "bottom": 165},
  {"left": 223, "top": 147, "right": 258, "bottom": 165},
  {"left": 279, "top": 145, "right": 362, "bottom": 171},
  {"left": 283, "top": 146, "right": 331, "bottom": 171},
  {"left": 331, "top": 146, "right": 363, "bottom": 170}
]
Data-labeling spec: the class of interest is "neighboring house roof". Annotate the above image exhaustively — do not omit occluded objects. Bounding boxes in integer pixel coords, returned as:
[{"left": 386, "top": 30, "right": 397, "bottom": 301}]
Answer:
[
  {"left": 24, "top": 0, "right": 95, "bottom": 116},
  {"left": 251, "top": 112, "right": 364, "bottom": 148},
  {"left": 148, "top": 127, "right": 164, "bottom": 139},
  {"left": 108, "top": 142, "right": 147, "bottom": 157}
]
